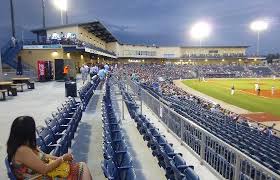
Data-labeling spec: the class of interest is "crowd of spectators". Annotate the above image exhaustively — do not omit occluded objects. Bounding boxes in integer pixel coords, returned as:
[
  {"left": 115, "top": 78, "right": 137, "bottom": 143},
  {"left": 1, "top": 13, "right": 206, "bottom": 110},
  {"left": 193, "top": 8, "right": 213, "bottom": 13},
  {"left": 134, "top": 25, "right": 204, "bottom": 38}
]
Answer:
[{"left": 269, "top": 62, "right": 280, "bottom": 76}]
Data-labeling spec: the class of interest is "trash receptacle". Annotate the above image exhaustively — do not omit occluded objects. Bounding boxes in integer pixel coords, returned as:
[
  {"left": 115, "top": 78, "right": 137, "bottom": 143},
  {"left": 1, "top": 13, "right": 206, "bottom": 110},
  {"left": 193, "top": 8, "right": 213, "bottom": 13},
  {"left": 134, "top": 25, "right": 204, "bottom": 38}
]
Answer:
[{"left": 65, "top": 81, "right": 77, "bottom": 97}]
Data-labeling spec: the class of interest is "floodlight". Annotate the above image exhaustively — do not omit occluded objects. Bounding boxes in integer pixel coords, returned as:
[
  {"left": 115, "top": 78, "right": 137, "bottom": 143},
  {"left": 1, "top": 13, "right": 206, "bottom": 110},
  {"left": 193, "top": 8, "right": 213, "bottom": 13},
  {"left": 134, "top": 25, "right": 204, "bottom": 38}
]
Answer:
[
  {"left": 190, "top": 22, "right": 211, "bottom": 43},
  {"left": 53, "top": 0, "right": 67, "bottom": 11},
  {"left": 250, "top": 20, "right": 268, "bottom": 32},
  {"left": 250, "top": 20, "right": 268, "bottom": 56}
]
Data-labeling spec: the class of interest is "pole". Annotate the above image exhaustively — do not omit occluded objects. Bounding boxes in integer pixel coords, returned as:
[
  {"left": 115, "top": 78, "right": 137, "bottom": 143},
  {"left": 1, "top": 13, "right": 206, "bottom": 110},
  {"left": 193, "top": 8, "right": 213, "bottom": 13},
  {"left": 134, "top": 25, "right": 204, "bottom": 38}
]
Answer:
[
  {"left": 199, "top": 39, "right": 202, "bottom": 47},
  {"left": 139, "top": 88, "right": 142, "bottom": 115},
  {"left": 257, "top": 31, "right": 260, "bottom": 56},
  {"left": 122, "top": 91, "right": 125, "bottom": 120},
  {"left": 180, "top": 61, "right": 182, "bottom": 80},
  {"left": 10, "top": 0, "right": 16, "bottom": 37},
  {"left": 0, "top": 49, "right": 3, "bottom": 80},
  {"left": 65, "top": 10, "right": 68, "bottom": 24},
  {"left": 42, "top": 0, "right": 46, "bottom": 28},
  {"left": 60, "top": 10, "right": 63, "bottom": 25}
]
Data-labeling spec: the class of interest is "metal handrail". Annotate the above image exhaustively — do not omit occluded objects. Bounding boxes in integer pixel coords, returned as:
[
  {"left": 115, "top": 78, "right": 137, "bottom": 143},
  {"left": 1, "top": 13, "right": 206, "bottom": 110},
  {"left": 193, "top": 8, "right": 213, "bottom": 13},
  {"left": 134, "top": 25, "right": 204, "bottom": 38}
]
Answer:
[{"left": 127, "top": 79, "right": 280, "bottom": 180}]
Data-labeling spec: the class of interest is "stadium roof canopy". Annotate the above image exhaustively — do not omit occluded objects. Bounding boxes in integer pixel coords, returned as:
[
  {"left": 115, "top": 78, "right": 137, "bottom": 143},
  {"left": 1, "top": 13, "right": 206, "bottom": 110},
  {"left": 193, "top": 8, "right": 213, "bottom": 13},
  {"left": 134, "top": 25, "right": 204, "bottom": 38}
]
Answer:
[
  {"left": 180, "top": 45, "right": 250, "bottom": 48},
  {"left": 31, "top": 21, "right": 118, "bottom": 43},
  {"left": 119, "top": 43, "right": 249, "bottom": 49}
]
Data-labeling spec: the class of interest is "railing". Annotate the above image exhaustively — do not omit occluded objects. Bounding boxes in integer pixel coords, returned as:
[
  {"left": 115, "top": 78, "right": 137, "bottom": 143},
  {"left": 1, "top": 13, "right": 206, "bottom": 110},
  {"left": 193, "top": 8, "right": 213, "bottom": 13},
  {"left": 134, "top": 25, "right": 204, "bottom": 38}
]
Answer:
[
  {"left": 1, "top": 40, "right": 36, "bottom": 75},
  {"left": 126, "top": 79, "right": 280, "bottom": 180},
  {"left": 2, "top": 70, "right": 36, "bottom": 81},
  {"left": 22, "top": 39, "right": 117, "bottom": 57}
]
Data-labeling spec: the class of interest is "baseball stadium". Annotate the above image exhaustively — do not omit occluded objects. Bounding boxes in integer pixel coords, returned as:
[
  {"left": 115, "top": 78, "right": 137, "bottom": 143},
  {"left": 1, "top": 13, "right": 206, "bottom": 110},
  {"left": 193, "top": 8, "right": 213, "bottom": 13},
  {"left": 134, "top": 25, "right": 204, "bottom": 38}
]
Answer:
[{"left": 0, "top": 1, "right": 280, "bottom": 180}]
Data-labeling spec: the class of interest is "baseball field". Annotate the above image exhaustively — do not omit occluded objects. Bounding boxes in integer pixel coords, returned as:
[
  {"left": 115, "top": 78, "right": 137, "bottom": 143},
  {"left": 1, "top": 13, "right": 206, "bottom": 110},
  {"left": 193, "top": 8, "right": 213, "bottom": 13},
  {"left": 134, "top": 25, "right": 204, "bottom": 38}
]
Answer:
[{"left": 182, "top": 78, "right": 280, "bottom": 118}]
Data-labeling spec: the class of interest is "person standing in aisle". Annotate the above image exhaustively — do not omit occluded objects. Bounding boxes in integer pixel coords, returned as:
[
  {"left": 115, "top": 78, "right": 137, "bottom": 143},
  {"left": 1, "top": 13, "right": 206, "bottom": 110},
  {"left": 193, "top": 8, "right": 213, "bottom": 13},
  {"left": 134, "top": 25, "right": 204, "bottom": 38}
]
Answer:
[
  {"left": 98, "top": 65, "right": 106, "bottom": 81},
  {"left": 80, "top": 64, "right": 88, "bottom": 84}
]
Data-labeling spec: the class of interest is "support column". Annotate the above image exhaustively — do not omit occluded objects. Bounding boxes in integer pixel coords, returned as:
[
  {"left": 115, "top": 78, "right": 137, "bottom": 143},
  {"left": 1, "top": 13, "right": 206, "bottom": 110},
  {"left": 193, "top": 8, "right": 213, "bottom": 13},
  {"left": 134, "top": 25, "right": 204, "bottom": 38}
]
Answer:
[
  {"left": 10, "top": 0, "right": 16, "bottom": 37},
  {"left": 0, "top": 49, "right": 3, "bottom": 80}
]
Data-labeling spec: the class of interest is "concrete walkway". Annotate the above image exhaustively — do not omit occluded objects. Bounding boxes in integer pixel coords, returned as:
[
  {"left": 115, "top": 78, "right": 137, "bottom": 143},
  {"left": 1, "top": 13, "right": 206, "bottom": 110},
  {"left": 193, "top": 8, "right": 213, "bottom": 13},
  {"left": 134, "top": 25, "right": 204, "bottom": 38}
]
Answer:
[{"left": 71, "top": 83, "right": 106, "bottom": 180}]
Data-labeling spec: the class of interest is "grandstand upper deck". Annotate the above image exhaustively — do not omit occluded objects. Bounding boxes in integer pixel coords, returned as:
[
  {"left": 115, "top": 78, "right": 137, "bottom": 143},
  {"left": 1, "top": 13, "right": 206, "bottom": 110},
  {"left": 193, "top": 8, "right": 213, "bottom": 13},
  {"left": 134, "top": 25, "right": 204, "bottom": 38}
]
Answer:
[{"left": 28, "top": 21, "right": 250, "bottom": 60}]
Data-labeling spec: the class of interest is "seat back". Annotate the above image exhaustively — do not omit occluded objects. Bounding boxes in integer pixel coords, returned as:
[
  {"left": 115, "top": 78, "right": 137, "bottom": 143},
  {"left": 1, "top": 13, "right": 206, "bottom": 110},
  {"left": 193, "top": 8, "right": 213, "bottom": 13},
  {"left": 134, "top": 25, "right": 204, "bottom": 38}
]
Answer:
[
  {"left": 184, "top": 167, "right": 200, "bottom": 180},
  {"left": 5, "top": 157, "right": 17, "bottom": 180}
]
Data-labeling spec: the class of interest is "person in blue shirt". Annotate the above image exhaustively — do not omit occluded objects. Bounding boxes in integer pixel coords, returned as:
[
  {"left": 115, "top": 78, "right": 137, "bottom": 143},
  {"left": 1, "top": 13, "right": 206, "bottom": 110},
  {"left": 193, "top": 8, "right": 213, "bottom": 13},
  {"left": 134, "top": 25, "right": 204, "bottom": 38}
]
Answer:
[
  {"left": 98, "top": 65, "right": 106, "bottom": 80},
  {"left": 104, "top": 64, "right": 110, "bottom": 74}
]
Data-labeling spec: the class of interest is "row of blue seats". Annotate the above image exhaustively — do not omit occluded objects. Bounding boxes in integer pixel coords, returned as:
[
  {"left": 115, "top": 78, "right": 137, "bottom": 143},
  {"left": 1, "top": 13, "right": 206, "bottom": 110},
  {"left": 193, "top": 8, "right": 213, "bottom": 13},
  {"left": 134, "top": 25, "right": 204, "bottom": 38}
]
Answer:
[
  {"left": 170, "top": 98, "right": 280, "bottom": 175},
  {"left": 5, "top": 97, "right": 82, "bottom": 179},
  {"left": 141, "top": 84, "right": 280, "bottom": 176},
  {"left": 36, "top": 97, "right": 82, "bottom": 156},
  {"left": 78, "top": 77, "right": 100, "bottom": 109},
  {"left": 143, "top": 85, "right": 280, "bottom": 165},
  {"left": 101, "top": 82, "right": 136, "bottom": 180},
  {"left": 121, "top": 89, "right": 200, "bottom": 180}
]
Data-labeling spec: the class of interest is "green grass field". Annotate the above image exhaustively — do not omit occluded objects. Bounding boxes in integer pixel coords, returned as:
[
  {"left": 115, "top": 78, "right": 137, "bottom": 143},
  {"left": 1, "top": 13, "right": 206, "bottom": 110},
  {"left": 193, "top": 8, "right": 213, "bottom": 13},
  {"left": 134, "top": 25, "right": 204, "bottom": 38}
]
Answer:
[{"left": 182, "top": 78, "right": 280, "bottom": 117}]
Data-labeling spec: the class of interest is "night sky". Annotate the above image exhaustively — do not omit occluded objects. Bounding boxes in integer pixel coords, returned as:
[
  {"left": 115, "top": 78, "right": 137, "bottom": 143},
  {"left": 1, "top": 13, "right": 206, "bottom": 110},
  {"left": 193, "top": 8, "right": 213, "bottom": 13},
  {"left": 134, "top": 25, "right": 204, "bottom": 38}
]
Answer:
[{"left": 0, "top": 0, "right": 279, "bottom": 54}]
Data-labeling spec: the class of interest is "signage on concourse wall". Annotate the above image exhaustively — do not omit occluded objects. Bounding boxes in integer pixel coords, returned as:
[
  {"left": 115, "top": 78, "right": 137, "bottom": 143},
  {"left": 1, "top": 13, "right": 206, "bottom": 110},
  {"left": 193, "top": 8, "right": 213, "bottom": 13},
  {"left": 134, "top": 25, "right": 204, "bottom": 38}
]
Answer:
[{"left": 23, "top": 45, "right": 62, "bottom": 49}]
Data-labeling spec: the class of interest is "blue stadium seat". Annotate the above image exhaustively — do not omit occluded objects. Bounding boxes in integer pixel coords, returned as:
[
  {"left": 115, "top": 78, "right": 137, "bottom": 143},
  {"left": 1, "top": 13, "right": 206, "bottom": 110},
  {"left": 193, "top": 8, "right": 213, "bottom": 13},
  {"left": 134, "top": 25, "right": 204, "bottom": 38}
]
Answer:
[{"left": 4, "top": 157, "right": 17, "bottom": 180}]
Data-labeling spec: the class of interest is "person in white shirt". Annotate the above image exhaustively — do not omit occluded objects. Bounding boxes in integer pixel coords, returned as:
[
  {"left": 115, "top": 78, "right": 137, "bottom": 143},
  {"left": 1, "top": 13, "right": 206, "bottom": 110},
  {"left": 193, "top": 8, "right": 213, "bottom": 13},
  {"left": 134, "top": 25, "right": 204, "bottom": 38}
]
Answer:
[
  {"left": 80, "top": 64, "right": 88, "bottom": 84},
  {"left": 272, "top": 86, "right": 275, "bottom": 95}
]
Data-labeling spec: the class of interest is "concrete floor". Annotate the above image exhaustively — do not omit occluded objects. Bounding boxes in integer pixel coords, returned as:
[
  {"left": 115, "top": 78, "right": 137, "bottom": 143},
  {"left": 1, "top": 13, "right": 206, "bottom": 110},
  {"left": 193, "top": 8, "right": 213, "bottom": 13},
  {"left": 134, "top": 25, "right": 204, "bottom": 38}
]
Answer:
[{"left": 71, "top": 83, "right": 107, "bottom": 179}]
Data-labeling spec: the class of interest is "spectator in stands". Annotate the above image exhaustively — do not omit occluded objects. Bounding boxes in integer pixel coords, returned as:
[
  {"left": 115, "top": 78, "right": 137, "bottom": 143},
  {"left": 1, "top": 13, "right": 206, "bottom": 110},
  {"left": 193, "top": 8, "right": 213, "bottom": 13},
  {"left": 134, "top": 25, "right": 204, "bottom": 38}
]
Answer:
[
  {"left": 7, "top": 116, "right": 92, "bottom": 180},
  {"left": 104, "top": 64, "right": 110, "bottom": 74},
  {"left": 90, "top": 64, "right": 99, "bottom": 79},
  {"left": 263, "top": 127, "right": 273, "bottom": 138}
]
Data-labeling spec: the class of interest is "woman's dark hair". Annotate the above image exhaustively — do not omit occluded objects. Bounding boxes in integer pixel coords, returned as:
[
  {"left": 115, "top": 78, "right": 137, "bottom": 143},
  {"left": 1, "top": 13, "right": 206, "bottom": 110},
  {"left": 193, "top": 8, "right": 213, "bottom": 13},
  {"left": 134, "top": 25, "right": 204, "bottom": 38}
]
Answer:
[{"left": 7, "top": 116, "right": 37, "bottom": 162}]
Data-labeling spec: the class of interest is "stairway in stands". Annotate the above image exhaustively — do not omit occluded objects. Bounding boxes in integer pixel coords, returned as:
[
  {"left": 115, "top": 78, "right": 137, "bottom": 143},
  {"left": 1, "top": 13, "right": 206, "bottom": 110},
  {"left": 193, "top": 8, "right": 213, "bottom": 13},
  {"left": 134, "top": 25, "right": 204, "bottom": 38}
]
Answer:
[
  {"left": 1, "top": 40, "right": 35, "bottom": 79},
  {"left": 1, "top": 40, "right": 23, "bottom": 69}
]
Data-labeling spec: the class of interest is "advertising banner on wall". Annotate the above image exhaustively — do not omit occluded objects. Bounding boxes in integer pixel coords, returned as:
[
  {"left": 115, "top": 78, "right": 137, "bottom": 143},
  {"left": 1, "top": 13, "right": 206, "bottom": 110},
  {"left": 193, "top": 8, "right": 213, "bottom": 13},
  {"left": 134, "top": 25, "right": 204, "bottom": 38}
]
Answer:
[
  {"left": 37, "top": 60, "right": 45, "bottom": 80},
  {"left": 23, "top": 45, "right": 62, "bottom": 49}
]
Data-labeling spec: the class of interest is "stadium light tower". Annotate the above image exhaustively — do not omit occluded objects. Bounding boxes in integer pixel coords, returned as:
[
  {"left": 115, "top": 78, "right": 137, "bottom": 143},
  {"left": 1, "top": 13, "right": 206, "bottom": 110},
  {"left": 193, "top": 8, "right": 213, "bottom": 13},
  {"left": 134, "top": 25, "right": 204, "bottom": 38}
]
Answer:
[
  {"left": 9, "top": 0, "right": 16, "bottom": 37},
  {"left": 42, "top": 0, "right": 46, "bottom": 28},
  {"left": 250, "top": 20, "right": 268, "bottom": 56},
  {"left": 53, "top": 0, "right": 67, "bottom": 25},
  {"left": 190, "top": 21, "right": 211, "bottom": 46}
]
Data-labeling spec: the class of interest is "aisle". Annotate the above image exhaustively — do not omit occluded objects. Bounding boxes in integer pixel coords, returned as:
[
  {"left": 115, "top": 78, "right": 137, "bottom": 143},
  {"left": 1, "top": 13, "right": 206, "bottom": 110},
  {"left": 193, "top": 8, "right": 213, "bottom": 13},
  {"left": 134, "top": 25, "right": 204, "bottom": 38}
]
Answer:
[
  {"left": 71, "top": 83, "right": 106, "bottom": 180},
  {"left": 111, "top": 85, "right": 166, "bottom": 180}
]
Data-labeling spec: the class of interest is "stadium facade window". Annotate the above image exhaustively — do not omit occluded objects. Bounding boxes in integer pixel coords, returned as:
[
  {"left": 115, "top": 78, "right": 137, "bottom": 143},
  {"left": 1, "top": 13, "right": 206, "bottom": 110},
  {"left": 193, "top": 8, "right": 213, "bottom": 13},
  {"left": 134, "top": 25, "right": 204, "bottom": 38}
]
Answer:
[
  {"left": 123, "top": 50, "right": 157, "bottom": 57},
  {"left": 209, "top": 50, "right": 218, "bottom": 53}
]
